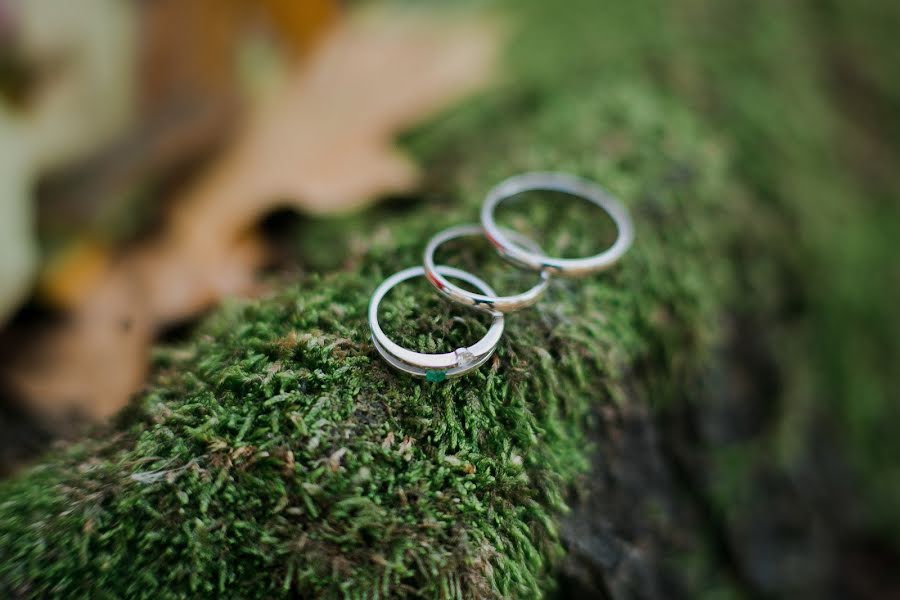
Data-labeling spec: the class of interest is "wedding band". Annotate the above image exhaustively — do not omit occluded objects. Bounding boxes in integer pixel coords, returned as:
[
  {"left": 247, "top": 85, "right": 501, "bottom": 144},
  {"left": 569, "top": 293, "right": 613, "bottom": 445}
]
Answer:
[
  {"left": 423, "top": 224, "right": 551, "bottom": 313},
  {"left": 368, "top": 266, "right": 504, "bottom": 381},
  {"left": 481, "top": 171, "right": 634, "bottom": 276}
]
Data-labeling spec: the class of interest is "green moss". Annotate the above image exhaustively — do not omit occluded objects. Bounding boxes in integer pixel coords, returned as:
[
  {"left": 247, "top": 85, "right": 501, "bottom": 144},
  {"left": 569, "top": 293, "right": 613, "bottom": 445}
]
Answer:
[{"left": 0, "top": 69, "right": 733, "bottom": 599}]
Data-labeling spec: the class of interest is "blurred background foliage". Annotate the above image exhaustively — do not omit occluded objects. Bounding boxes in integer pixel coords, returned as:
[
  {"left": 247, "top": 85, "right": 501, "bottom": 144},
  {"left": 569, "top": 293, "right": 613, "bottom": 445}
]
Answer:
[{"left": 544, "top": 0, "right": 900, "bottom": 538}]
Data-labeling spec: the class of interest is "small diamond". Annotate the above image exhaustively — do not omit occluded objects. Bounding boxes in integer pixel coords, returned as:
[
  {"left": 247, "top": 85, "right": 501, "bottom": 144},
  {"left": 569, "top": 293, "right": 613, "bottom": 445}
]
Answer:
[
  {"left": 426, "top": 371, "right": 447, "bottom": 382},
  {"left": 455, "top": 348, "right": 476, "bottom": 365}
]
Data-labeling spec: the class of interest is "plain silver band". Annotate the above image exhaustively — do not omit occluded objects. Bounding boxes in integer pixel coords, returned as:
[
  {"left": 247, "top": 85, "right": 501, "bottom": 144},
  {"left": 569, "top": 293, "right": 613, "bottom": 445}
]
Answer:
[
  {"left": 368, "top": 266, "right": 504, "bottom": 378},
  {"left": 422, "top": 224, "right": 551, "bottom": 313},
  {"left": 480, "top": 171, "right": 634, "bottom": 276}
]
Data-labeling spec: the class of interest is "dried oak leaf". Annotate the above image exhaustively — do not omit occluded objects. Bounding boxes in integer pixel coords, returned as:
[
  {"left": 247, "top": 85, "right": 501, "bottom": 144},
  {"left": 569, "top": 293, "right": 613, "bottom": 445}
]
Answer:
[{"left": 4, "top": 8, "right": 500, "bottom": 422}]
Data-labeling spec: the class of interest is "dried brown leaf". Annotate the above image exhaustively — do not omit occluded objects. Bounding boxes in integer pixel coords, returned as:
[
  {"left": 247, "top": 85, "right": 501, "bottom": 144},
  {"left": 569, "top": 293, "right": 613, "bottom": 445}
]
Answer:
[{"left": 4, "top": 7, "right": 500, "bottom": 421}]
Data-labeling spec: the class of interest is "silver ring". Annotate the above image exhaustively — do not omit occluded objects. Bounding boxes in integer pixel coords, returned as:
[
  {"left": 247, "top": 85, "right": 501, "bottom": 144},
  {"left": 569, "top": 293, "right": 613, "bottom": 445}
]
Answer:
[
  {"left": 368, "top": 266, "right": 504, "bottom": 381},
  {"left": 481, "top": 171, "right": 634, "bottom": 276},
  {"left": 423, "top": 224, "right": 551, "bottom": 313}
]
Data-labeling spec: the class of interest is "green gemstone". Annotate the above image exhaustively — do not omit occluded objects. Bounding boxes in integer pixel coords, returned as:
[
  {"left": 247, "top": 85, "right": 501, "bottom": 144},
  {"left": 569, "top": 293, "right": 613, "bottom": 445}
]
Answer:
[{"left": 425, "top": 371, "right": 447, "bottom": 383}]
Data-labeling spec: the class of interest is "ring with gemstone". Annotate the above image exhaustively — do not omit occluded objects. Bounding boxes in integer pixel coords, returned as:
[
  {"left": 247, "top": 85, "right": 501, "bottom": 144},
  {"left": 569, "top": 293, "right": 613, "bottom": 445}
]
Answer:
[
  {"left": 368, "top": 265, "right": 504, "bottom": 381},
  {"left": 422, "top": 224, "right": 551, "bottom": 314},
  {"left": 481, "top": 171, "right": 634, "bottom": 277}
]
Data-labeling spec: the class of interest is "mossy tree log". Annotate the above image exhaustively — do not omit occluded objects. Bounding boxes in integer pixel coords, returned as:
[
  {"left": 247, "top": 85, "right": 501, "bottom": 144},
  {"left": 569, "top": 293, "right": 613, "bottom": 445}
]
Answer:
[
  {"left": 3, "top": 0, "right": 900, "bottom": 598},
  {"left": 1, "top": 80, "right": 731, "bottom": 598}
]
